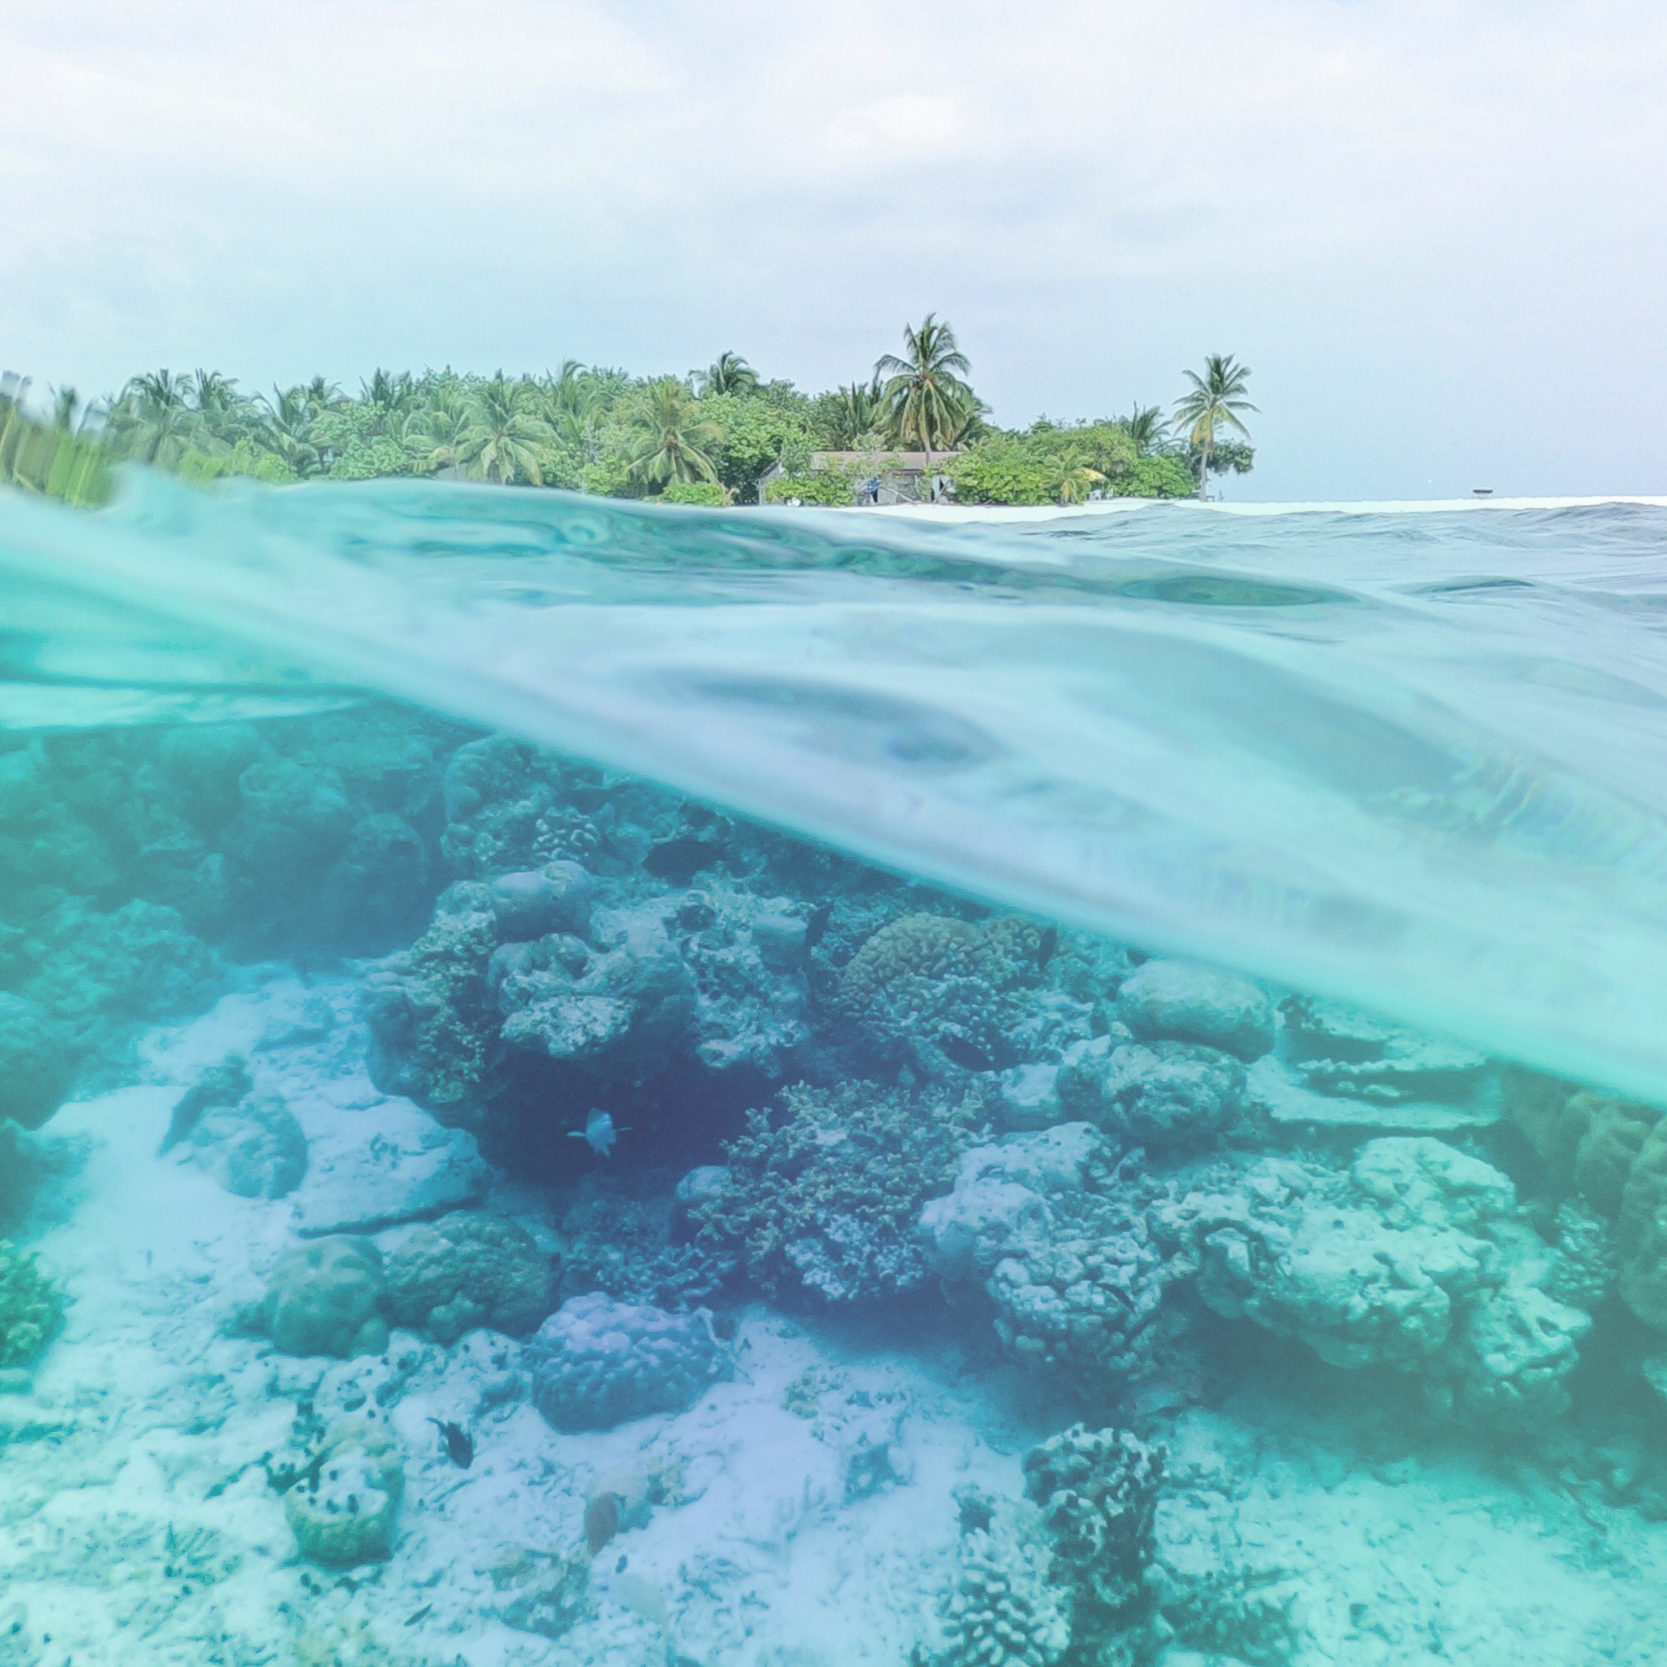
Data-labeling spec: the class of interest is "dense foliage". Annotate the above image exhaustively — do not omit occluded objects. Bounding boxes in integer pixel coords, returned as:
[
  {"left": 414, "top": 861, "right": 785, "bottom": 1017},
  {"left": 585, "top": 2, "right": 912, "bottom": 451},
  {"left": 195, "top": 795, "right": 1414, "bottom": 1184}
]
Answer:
[{"left": 0, "top": 332, "right": 1253, "bottom": 510}]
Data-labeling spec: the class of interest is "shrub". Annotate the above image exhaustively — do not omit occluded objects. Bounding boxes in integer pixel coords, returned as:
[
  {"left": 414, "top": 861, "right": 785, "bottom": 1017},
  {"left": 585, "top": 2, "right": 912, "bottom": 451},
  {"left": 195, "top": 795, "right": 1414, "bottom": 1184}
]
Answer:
[
  {"left": 764, "top": 467, "right": 855, "bottom": 506},
  {"left": 658, "top": 480, "right": 730, "bottom": 506}
]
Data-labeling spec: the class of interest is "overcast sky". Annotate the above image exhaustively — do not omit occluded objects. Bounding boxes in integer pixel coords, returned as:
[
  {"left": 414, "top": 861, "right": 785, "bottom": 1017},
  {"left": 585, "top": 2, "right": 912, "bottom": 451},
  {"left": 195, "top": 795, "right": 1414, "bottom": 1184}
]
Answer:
[{"left": 2, "top": 0, "right": 1662, "bottom": 499}]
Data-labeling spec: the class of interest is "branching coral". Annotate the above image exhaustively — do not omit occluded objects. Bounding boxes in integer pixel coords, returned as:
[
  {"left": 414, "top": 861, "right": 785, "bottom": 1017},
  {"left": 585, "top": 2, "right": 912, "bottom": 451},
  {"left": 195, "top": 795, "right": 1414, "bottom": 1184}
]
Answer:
[
  {"left": 1022, "top": 1425, "right": 1164, "bottom": 1641},
  {"left": 0, "top": 1241, "right": 63, "bottom": 1366},
  {"left": 931, "top": 1489, "right": 1072, "bottom": 1667},
  {"left": 362, "top": 902, "right": 500, "bottom": 1115},
  {"left": 694, "top": 1080, "right": 984, "bottom": 1305}
]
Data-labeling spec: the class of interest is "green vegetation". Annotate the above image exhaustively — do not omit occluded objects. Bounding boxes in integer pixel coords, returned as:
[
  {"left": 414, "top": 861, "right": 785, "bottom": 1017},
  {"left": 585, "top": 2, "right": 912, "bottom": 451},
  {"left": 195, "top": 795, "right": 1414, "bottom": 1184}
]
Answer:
[
  {"left": 0, "top": 1240, "right": 64, "bottom": 1367},
  {"left": 0, "top": 324, "right": 1254, "bottom": 510},
  {"left": 1173, "top": 352, "right": 1258, "bottom": 498}
]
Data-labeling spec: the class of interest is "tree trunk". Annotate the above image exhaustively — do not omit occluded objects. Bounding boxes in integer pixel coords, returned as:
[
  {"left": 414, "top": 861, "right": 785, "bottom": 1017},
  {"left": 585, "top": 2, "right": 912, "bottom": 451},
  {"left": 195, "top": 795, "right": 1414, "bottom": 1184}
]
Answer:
[{"left": 1198, "top": 429, "right": 1212, "bottom": 499}]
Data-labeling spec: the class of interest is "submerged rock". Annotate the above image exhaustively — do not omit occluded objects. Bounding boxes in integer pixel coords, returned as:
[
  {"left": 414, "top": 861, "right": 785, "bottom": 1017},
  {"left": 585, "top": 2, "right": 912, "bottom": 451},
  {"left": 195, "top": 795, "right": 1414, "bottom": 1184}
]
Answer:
[
  {"left": 261, "top": 1236, "right": 388, "bottom": 1359},
  {"left": 526, "top": 1291, "right": 728, "bottom": 1431},
  {"left": 1117, "top": 960, "right": 1275, "bottom": 1062},
  {"left": 1059, "top": 1036, "right": 1246, "bottom": 1148},
  {"left": 292, "top": 1109, "right": 490, "bottom": 1237},
  {"left": 189, "top": 1091, "right": 308, "bottom": 1200}
]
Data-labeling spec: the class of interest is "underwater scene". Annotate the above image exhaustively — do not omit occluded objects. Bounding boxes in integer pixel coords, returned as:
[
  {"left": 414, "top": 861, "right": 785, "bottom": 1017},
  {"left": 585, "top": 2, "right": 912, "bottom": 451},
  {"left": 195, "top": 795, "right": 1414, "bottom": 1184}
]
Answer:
[{"left": 6, "top": 481, "right": 1667, "bottom": 1667}]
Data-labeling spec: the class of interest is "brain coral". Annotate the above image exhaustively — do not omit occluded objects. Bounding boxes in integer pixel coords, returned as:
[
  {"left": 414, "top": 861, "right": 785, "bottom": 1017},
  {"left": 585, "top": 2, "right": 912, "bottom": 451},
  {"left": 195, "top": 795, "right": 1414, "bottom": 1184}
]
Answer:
[
  {"left": 838, "top": 913, "right": 1048, "bottom": 1075},
  {"left": 261, "top": 1236, "right": 388, "bottom": 1358},
  {"left": 383, "top": 1211, "right": 552, "bottom": 1344},
  {"left": 526, "top": 1291, "right": 728, "bottom": 1431}
]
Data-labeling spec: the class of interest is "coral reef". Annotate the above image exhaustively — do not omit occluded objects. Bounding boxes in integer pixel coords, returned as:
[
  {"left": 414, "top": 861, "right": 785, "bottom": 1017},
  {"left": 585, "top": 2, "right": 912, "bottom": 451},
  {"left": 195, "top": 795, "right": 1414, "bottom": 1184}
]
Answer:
[
  {"left": 493, "top": 1544, "right": 594, "bottom": 1639},
  {"left": 1281, "top": 996, "right": 1488, "bottom": 1105},
  {"left": 0, "top": 1241, "right": 63, "bottom": 1366},
  {"left": 1161, "top": 1137, "right": 1594, "bottom": 1431},
  {"left": 382, "top": 1210, "right": 553, "bottom": 1344},
  {"left": 1058, "top": 1036, "right": 1247, "bottom": 1149},
  {"left": 839, "top": 912, "right": 1053, "bottom": 1076},
  {"left": 282, "top": 1417, "right": 404, "bottom": 1566},
  {"left": 526, "top": 1290, "right": 728, "bottom": 1431},
  {"left": 930, "top": 1489, "right": 1072, "bottom": 1667},
  {"left": 260, "top": 1236, "right": 389, "bottom": 1358},
  {"left": 1117, "top": 959, "right": 1275, "bottom": 1062},
  {"left": 556, "top": 1181, "right": 733, "bottom": 1311},
  {"left": 0, "top": 995, "right": 72, "bottom": 1131},
  {"left": 925, "top": 1126, "right": 1186, "bottom": 1401},
  {"left": 1022, "top": 1424, "right": 1165, "bottom": 1643},
  {"left": 695, "top": 1080, "right": 983, "bottom": 1305}
]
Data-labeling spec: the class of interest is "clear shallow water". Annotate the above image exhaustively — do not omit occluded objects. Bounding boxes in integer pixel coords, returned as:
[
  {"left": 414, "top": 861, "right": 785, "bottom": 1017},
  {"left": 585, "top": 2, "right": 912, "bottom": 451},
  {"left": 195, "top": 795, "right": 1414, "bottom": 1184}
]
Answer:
[
  {"left": 6, "top": 474, "right": 1667, "bottom": 1666},
  {"left": 5, "top": 474, "right": 1667, "bottom": 1099}
]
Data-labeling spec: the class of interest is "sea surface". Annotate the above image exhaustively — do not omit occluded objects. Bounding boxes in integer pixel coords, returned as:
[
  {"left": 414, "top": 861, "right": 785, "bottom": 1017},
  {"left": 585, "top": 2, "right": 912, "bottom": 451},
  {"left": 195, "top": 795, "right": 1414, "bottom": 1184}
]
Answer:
[
  {"left": 4, "top": 475, "right": 1667, "bottom": 1667},
  {"left": 6, "top": 477, "right": 1667, "bottom": 1096}
]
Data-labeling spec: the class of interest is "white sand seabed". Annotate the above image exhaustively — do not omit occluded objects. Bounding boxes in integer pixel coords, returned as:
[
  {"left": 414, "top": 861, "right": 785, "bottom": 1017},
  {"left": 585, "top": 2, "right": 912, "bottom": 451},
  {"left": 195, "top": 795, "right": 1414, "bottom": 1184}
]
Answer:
[{"left": 2, "top": 973, "right": 1666, "bottom": 1665}]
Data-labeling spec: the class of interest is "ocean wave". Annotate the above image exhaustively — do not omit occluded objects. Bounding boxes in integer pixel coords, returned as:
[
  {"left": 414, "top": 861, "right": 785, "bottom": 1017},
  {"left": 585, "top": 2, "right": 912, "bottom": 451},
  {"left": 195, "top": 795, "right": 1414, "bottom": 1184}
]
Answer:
[{"left": 5, "top": 470, "right": 1667, "bottom": 1100}]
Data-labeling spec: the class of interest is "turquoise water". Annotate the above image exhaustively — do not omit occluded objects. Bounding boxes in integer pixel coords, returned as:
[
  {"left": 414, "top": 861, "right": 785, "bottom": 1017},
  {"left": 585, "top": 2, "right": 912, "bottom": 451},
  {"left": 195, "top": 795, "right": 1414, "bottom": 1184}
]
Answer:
[
  {"left": 7, "top": 476, "right": 1667, "bottom": 1097},
  {"left": 6, "top": 474, "right": 1667, "bottom": 1666}
]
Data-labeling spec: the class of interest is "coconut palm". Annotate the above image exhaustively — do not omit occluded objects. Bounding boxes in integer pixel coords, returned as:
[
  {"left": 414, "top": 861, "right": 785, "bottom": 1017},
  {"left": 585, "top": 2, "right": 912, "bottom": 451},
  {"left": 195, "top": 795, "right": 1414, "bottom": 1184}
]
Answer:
[
  {"left": 697, "top": 352, "right": 759, "bottom": 397},
  {"left": 622, "top": 378, "right": 721, "bottom": 491},
  {"left": 302, "top": 376, "right": 345, "bottom": 414},
  {"left": 1173, "top": 355, "right": 1256, "bottom": 498},
  {"left": 258, "top": 385, "right": 325, "bottom": 476},
  {"left": 111, "top": 369, "right": 201, "bottom": 466},
  {"left": 411, "top": 392, "right": 475, "bottom": 476},
  {"left": 826, "top": 376, "right": 887, "bottom": 449},
  {"left": 459, "top": 375, "right": 555, "bottom": 484},
  {"left": 1047, "top": 456, "right": 1106, "bottom": 506},
  {"left": 874, "top": 314, "right": 975, "bottom": 468},
  {"left": 1122, "top": 405, "right": 1169, "bottom": 456}
]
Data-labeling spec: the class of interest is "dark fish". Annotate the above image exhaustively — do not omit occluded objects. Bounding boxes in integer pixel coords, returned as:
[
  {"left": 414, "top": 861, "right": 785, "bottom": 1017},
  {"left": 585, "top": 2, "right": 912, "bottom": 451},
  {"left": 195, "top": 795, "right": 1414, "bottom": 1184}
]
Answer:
[
  {"left": 403, "top": 1604, "right": 434, "bottom": 1627},
  {"left": 158, "top": 1054, "right": 251, "bottom": 1155},
  {"left": 429, "top": 1418, "right": 473, "bottom": 1469},
  {"left": 1036, "top": 926, "right": 1058, "bottom": 966},
  {"left": 803, "top": 903, "right": 833, "bottom": 950}
]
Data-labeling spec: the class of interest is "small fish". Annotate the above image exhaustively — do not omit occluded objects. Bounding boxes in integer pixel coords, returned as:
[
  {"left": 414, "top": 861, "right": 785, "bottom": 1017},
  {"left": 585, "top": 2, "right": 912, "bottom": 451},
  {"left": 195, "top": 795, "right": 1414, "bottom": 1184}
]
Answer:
[
  {"left": 803, "top": 903, "right": 833, "bottom": 950},
  {"left": 429, "top": 1418, "right": 473, "bottom": 1469},
  {"left": 568, "top": 1107, "right": 628, "bottom": 1157}
]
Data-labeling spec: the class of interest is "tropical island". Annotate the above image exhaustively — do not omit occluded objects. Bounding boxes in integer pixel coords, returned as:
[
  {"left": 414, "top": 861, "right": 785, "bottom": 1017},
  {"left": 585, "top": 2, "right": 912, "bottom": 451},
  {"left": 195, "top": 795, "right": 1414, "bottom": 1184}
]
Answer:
[{"left": 0, "top": 317, "right": 1256, "bottom": 511}]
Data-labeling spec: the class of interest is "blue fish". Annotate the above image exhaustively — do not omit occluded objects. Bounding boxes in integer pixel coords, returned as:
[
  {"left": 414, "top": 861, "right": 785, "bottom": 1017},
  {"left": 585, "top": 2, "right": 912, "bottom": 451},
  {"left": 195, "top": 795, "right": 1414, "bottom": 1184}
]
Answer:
[{"left": 568, "top": 1107, "right": 627, "bottom": 1157}]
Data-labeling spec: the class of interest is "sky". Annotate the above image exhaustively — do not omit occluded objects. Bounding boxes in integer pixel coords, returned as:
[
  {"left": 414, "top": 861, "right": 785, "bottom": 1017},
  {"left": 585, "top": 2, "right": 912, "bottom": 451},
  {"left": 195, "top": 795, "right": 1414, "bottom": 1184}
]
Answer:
[{"left": 1, "top": 0, "right": 1663, "bottom": 499}]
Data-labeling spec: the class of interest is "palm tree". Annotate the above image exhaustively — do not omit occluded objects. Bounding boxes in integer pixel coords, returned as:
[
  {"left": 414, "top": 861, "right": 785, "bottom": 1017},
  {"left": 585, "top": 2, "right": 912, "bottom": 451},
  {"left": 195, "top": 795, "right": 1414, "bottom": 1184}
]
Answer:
[
  {"left": 302, "top": 375, "right": 345, "bottom": 414},
  {"left": 874, "top": 314, "right": 975, "bottom": 468},
  {"left": 827, "top": 375, "right": 887, "bottom": 448},
  {"left": 1122, "top": 405, "right": 1169, "bottom": 457},
  {"left": 697, "top": 351, "right": 759, "bottom": 397},
  {"left": 1173, "top": 355, "right": 1256, "bottom": 498},
  {"left": 258, "top": 384, "right": 324, "bottom": 476},
  {"left": 411, "top": 391, "right": 474, "bottom": 476},
  {"left": 622, "top": 378, "right": 721, "bottom": 491},
  {"left": 111, "top": 369, "right": 201, "bottom": 466},
  {"left": 1047, "top": 456, "right": 1105, "bottom": 506},
  {"left": 459, "top": 375, "right": 555, "bottom": 484}
]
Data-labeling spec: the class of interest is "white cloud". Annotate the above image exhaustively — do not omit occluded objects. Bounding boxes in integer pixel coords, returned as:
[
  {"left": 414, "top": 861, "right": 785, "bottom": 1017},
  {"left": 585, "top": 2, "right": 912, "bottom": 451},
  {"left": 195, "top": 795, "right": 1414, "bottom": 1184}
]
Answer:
[{"left": 1, "top": 0, "right": 1664, "bottom": 495}]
